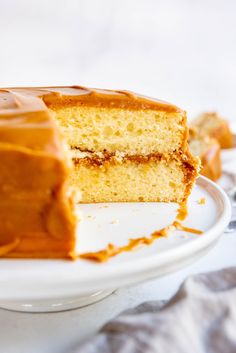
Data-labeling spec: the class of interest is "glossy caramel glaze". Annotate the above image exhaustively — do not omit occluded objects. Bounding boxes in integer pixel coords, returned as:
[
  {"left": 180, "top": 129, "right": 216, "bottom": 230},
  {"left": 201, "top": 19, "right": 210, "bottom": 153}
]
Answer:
[{"left": 1, "top": 86, "right": 184, "bottom": 113}]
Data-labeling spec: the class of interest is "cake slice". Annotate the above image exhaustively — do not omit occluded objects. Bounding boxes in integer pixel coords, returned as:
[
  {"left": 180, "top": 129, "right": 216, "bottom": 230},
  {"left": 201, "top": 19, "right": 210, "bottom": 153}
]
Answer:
[
  {"left": 190, "top": 112, "right": 233, "bottom": 149},
  {"left": 189, "top": 131, "right": 222, "bottom": 181},
  {"left": 43, "top": 87, "right": 199, "bottom": 204}
]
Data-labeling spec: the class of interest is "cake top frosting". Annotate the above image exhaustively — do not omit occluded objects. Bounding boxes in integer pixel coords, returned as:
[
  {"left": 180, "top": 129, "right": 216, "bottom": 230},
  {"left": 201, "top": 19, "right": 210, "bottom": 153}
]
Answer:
[
  {"left": 0, "top": 89, "right": 65, "bottom": 157},
  {"left": 0, "top": 86, "right": 184, "bottom": 114}
]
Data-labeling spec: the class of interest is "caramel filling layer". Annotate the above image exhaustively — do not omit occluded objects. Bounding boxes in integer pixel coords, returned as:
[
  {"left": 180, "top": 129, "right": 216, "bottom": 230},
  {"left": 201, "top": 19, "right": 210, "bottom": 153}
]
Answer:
[{"left": 71, "top": 149, "right": 195, "bottom": 166}]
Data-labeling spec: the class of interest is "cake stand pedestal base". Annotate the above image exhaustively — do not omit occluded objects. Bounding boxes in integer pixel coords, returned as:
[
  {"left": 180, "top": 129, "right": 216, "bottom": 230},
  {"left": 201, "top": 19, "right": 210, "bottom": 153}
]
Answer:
[{"left": 0, "top": 290, "right": 113, "bottom": 313}]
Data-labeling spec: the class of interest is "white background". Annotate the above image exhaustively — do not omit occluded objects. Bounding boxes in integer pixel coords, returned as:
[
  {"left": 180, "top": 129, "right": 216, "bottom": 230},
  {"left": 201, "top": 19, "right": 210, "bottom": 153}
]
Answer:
[
  {"left": 0, "top": 1, "right": 236, "bottom": 352},
  {"left": 1, "top": 0, "right": 236, "bottom": 120}
]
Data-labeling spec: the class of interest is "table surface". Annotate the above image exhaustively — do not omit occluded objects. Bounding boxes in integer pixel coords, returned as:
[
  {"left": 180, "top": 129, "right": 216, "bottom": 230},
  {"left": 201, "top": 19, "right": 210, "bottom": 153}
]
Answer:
[{"left": 1, "top": 0, "right": 236, "bottom": 352}]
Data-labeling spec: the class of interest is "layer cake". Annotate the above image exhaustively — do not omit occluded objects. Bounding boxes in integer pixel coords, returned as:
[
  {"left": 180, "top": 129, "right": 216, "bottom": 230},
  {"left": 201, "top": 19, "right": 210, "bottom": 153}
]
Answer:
[{"left": 0, "top": 86, "right": 199, "bottom": 259}]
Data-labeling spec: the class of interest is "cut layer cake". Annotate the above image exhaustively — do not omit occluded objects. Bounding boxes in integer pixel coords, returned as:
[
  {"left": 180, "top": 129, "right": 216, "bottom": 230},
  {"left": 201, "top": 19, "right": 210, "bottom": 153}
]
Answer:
[{"left": 0, "top": 86, "right": 199, "bottom": 259}]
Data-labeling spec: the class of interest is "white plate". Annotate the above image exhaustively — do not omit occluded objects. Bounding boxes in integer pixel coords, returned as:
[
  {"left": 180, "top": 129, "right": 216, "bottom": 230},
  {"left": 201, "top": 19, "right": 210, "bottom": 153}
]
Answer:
[{"left": 0, "top": 176, "right": 231, "bottom": 312}]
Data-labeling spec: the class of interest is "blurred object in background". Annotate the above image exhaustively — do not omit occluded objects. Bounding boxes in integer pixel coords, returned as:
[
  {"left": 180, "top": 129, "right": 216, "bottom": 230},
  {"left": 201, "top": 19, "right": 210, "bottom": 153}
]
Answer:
[
  {"left": 189, "top": 133, "right": 222, "bottom": 181},
  {"left": 190, "top": 112, "right": 234, "bottom": 149},
  {"left": 189, "top": 111, "right": 234, "bottom": 181}
]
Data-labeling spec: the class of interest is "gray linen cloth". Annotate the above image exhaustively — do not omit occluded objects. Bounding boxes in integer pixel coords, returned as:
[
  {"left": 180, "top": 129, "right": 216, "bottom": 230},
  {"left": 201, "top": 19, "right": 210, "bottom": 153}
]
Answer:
[{"left": 74, "top": 267, "right": 236, "bottom": 353}]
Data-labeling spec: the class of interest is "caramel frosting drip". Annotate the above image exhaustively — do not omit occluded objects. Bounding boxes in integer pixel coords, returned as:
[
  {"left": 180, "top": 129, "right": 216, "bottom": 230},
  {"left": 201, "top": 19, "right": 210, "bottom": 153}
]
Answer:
[
  {"left": 176, "top": 202, "right": 188, "bottom": 221},
  {"left": 79, "top": 209, "right": 203, "bottom": 263},
  {"left": 0, "top": 86, "right": 184, "bottom": 113},
  {"left": 0, "top": 238, "right": 20, "bottom": 257}
]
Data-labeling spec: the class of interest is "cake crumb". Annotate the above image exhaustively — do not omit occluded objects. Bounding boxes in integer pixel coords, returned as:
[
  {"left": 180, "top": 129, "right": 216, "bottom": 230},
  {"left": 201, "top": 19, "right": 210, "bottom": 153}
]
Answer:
[
  {"left": 198, "top": 198, "right": 206, "bottom": 205},
  {"left": 110, "top": 219, "right": 119, "bottom": 225},
  {"left": 99, "top": 205, "right": 109, "bottom": 209},
  {"left": 86, "top": 215, "right": 95, "bottom": 220}
]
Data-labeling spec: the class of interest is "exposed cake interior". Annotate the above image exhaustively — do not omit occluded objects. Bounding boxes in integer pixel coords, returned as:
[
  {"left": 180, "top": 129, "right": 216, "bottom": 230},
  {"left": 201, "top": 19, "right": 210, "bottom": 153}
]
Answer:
[
  {"left": 70, "top": 152, "right": 196, "bottom": 203},
  {"left": 50, "top": 106, "right": 187, "bottom": 155},
  {"left": 45, "top": 88, "right": 198, "bottom": 204}
]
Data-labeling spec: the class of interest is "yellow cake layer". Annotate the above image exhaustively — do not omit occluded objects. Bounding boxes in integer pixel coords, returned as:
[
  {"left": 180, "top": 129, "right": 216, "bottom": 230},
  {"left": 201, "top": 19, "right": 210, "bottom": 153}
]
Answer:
[
  {"left": 70, "top": 155, "right": 195, "bottom": 203},
  {"left": 51, "top": 106, "right": 187, "bottom": 155}
]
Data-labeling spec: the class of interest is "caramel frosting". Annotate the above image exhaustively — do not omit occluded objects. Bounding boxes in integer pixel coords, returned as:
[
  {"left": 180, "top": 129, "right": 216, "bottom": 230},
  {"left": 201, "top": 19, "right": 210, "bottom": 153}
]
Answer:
[
  {"left": 1, "top": 86, "right": 184, "bottom": 113},
  {"left": 0, "top": 88, "right": 78, "bottom": 258}
]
